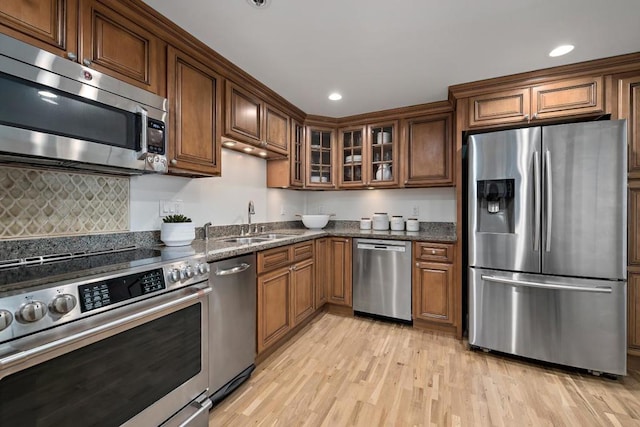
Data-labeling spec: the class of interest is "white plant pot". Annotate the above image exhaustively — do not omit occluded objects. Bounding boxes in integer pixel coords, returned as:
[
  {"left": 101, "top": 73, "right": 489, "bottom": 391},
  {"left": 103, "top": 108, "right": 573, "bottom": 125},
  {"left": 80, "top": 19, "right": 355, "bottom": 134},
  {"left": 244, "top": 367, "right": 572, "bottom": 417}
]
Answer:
[{"left": 161, "top": 222, "right": 195, "bottom": 247}]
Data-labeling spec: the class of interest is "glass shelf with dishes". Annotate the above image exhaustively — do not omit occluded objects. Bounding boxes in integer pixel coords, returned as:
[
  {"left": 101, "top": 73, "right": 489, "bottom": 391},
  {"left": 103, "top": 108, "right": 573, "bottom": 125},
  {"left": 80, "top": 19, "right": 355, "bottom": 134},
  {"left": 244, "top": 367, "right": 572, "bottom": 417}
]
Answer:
[
  {"left": 340, "top": 127, "right": 365, "bottom": 186},
  {"left": 369, "top": 123, "right": 397, "bottom": 185}
]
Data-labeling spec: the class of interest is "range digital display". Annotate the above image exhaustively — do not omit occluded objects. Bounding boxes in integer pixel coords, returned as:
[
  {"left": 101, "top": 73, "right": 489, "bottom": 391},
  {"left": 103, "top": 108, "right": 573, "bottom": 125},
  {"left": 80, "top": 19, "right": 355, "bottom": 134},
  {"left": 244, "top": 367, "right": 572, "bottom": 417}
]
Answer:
[{"left": 79, "top": 268, "right": 165, "bottom": 312}]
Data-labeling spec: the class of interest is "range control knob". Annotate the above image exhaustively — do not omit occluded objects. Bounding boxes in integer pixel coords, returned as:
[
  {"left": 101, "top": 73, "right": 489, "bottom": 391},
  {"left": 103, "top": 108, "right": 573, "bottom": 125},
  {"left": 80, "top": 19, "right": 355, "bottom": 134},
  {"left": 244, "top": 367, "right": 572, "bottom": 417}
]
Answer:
[
  {"left": 184, "top": 265, "right": 195, "bottom": 279},
  {"left": 18, "top": 301, "right": 48, "bottom": 323},
  {"left": 50, "top": 294, "right": 77, "bottom": 315},
  {"left": 0, "top": 310, "right": 13, "bottom": 331},
  {"left": 168, "top": 268, "right": 181, "bottom": 283},
  {"left": 197, "top": 263, "right": 210, "bottom": 275}
]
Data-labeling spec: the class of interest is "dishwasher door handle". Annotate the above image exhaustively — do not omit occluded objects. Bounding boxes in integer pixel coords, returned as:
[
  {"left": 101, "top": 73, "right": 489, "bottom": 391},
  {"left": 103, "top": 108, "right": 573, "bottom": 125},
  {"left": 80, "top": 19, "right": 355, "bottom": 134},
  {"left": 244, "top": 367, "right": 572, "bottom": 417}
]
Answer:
[
  {"left": 356, "top": 243, "right": 406, "bottom": 252},
  {"left": 215, "top": 263, "right": 251, "bottom": 276}
]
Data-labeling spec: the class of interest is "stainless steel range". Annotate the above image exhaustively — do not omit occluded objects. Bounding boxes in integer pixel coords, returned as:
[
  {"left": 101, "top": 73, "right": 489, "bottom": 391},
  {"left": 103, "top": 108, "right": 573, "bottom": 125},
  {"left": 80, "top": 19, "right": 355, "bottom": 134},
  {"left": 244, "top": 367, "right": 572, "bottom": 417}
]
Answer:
[{"left": 0, "top": 246, "right": 212, "bottom": 426}]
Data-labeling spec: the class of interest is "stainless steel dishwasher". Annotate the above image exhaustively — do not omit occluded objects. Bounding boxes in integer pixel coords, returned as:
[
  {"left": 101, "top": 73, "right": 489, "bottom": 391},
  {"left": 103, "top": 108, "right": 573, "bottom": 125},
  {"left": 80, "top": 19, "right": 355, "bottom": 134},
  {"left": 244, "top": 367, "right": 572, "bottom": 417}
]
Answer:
[
  {"left": 208, "top": 254, "right": 256, "bottom": 406},
  {"left": 353, "top": 239, "right": 412, "bottom": 322}
]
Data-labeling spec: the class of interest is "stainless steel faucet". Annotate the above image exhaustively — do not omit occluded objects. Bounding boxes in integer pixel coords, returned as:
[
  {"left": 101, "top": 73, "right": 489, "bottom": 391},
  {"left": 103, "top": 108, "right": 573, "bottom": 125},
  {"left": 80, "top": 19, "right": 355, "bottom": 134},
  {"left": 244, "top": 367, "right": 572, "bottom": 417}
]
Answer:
[
  {"left": 203, "top": 222, "right": 212, "bottom": 240},
  {"left": 247, "top": 201, "right": 255, "bottom": 234}
]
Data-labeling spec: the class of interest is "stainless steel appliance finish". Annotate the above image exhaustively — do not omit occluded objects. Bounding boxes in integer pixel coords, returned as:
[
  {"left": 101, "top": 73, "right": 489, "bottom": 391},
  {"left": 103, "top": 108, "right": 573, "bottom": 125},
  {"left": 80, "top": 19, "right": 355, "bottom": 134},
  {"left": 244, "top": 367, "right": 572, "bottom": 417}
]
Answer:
[
  {"left": 353, "top": 239, "right": 412, "bottom": 321},
  {"left": 0, "top": 250, "right": 212, "bottom": 426},
  {"left": 209, "top": 254, "right": 256, "bottom": 405},
  {"left": 468, "top": 120, "right": 628, "bottom": 376},
  {"left": 0, "top": 33, "right": 168, "bottom": 175}
]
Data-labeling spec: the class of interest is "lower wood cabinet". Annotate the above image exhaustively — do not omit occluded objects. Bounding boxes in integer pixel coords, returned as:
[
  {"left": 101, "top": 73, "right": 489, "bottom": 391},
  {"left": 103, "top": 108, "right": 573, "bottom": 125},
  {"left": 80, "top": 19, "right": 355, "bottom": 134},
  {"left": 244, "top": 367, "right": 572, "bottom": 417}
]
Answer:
[
  {"left": 314, "top": 238, "right": 329, "bottom": 309},
  {"left": 257, "top": 241, "right": 315, "bottom": 354},
  {"left": 412, "top": 242, "right": 455, "bottom": 326},
  {"left": 327, "top": 237, "right": 352, "bottom": 307}
]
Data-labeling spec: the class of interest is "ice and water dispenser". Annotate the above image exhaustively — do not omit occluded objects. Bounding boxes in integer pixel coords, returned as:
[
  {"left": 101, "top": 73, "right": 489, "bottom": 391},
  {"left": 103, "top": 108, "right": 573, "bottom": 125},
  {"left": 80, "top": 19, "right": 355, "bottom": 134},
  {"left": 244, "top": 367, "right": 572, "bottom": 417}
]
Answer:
[{"left": 475, "top": 179, "right": 515, "bottom": 233}]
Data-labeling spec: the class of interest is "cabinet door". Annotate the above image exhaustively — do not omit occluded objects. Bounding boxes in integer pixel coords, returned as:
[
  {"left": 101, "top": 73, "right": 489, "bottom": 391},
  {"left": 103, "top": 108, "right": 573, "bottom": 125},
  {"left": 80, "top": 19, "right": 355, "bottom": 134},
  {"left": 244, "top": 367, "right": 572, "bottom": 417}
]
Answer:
[
  {"left": 257, "top": 267, "right": 291, "bottom": 354},
  {"left": 630, "top": 273, "right": 640, "bottom": 352},
  {"left": 629, "top": 181, "right": 640, "bottom": 266},
  {"left": 264, "top": 103, "right": 289, "bottom": 155},
  {"left": 290, "top": 120, "right": 305, "bottom": 187},
  {"left": 403, "top": 113, "right": 453, "bottom": 186},
  {"left": 328, "top": 238, "right": 352, "bottom": 306},
  {"left": 291, "top": 258, "right": 315, "bottom": 326},
  {"left": 367, "top": 121, "right": 399, "bottom": 187},
  {"left": 468, "top": 88, "right": 530, "bottom": 127},
  {"left": 225, "top": 81, "right": 262, "bottom": 145},
  {"left": 314, "top": 238, "right": 328, "bottom": 309},
  {"left": 307, "top": 127, "right": 336, "bottom": 188},
  {"left": 531, "top": 76, "right": 603, "bottom": 121},
  {"left": 166, "top": 46, "right": 222, "bottom": 176},
  {"left": 80, "top": 0, "right": 165, "bottom": 95},
  {"left": 338, "top": 126, "right": 366, "bottom": 188},
  {"left": 0, "top": 0, "right": 77, "bottom": 58},
  {"left": 413, "top": 261, "right": 454, "bottom": 323},
  {"left": 619, "top": 75, "right": 640, "bottom": 175}
]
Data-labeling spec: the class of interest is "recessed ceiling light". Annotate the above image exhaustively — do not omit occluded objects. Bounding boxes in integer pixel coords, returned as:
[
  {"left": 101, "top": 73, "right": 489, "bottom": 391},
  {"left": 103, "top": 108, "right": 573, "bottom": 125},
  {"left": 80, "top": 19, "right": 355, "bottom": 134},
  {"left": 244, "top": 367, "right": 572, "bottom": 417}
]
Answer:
[
  {"left": 328, "top": 92, "right": 342, "bottom": 101},
  {"left": 243, "top": 147, "right": 254, "bottom": 152},
  {"left": 247, "top": 0, "right": 270, "bottom": 8},
  {"left": 549, "top": 45, "right": 574, "bottom": 57}
]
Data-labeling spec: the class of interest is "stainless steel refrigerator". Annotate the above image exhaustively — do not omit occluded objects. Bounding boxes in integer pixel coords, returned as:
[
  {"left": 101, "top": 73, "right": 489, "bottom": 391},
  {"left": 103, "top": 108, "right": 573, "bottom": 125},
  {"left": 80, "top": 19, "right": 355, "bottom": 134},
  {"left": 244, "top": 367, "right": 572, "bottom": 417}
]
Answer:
[{"left": 467, "top": 120, "right": 627, "bottom": 376}]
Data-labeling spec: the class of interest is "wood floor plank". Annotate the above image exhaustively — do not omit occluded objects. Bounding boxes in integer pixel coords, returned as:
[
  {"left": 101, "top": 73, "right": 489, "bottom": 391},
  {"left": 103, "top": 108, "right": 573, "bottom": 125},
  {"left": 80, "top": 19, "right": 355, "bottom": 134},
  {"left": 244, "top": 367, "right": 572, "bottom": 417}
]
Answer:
[{"left": 210, "top": 313, "right": 640, "bottom": 426}]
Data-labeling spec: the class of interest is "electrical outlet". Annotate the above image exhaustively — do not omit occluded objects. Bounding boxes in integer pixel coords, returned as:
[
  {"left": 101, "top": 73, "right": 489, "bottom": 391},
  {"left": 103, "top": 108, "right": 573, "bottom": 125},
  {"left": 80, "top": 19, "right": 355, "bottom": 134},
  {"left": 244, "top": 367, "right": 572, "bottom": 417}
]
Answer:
[
  {"left": 159, "top": 200, "right": 183, "bottom": 217},
  {"left": 412, "top": 205, "right": 419, "bottom": 216}
]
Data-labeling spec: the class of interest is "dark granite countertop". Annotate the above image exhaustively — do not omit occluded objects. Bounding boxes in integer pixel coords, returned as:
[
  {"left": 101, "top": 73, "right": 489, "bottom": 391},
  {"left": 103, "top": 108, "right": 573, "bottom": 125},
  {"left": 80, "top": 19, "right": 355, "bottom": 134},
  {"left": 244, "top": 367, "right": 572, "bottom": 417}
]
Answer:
[{"left": 180, "top": 224, "right": 457, "bottom": 263}]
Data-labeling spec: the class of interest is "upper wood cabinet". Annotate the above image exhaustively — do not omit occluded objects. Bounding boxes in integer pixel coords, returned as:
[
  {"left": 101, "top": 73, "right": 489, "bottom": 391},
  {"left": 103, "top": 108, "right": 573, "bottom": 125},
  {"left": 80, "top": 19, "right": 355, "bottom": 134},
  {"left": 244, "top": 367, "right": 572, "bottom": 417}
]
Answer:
[
  {"left": 337, "top": 121, "right": 399, "bottom": 188},
  {"left": 0, "top": 0, "right": 166, "bottom": 95},
  {"left": 306, "top": 126, "right": 336, "bottom": 188},
  {"left": 402, "top": 112, "right": 453, "bottom": 187},
  {"left": 0, "top": 0, "right": 78, "bottom": 58},
  {"left": 468, "top": 76, "right": 603, "bottom": 128},
  {"left": 619, "top": 75, "right": 640, "bottom": 176},
  {"left": 166, "top": 46, "right": 222, "bottom": 176},
  {"left": 267, "top": 119, "right": 305, "bottom": 188},
  {"left": 224, "top": 80, "right": 289, "bottom": 156}
]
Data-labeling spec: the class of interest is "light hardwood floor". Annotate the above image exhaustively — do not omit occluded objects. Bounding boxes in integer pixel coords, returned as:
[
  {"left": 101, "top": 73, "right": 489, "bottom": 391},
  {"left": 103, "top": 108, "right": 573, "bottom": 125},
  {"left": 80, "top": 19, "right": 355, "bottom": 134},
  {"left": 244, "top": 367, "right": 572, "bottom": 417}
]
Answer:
[{"left": 209, "top": 312, "right": 640, "bottom": 426}]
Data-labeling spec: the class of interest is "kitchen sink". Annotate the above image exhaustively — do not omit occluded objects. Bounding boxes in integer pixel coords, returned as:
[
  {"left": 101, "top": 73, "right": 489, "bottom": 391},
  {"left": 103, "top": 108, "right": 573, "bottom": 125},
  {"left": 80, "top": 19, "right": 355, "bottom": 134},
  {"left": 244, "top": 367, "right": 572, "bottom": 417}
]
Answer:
[
  {"left": 221, "top": 237, "right": 271, "bottom": 244},
  {"left": 219, "top": 233, "right": 299, "bottom": 245}
]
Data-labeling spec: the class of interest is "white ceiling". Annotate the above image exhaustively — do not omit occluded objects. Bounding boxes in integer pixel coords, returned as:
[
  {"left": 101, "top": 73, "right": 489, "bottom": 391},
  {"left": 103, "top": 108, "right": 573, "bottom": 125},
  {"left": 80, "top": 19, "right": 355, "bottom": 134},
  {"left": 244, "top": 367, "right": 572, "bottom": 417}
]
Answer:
[{"left": 143, "top": 0, "right": 640, "bottom": 117}]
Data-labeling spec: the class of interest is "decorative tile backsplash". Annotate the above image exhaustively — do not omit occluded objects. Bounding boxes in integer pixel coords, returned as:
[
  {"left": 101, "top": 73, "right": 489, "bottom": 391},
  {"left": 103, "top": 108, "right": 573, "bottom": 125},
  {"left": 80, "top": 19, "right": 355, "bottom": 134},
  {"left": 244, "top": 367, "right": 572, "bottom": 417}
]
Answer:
[{"left": 0, "top": 166, "right": 129, "bottom": 239}]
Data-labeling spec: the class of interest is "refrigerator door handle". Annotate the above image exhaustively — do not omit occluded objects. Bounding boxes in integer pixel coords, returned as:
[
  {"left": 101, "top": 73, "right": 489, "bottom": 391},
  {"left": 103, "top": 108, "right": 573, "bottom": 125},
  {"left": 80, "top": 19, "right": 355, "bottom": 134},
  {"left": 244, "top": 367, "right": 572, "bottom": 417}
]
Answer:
[
  {"left": 533, "top": 151, "right": 541, "bottom": 251},
  {"left": 544, "top": 150, "right": 553, "bottom": 252},
  {"left": 481, "top": 275, "right": 613, "bottom": 294}
]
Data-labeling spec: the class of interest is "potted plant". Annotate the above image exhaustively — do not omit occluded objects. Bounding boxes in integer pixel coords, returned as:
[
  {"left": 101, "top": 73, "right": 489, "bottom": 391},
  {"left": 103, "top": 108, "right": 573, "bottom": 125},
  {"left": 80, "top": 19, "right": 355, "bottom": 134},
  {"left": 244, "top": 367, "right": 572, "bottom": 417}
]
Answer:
[{"left": 161, "top": 214, "right": 195, "bottom": 247}]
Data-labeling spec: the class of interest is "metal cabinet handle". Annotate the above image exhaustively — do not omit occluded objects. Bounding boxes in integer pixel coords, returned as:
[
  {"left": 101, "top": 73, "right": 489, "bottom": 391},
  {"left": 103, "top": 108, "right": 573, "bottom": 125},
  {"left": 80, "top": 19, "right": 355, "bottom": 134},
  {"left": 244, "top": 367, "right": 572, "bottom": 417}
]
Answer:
[
  {"left": 83, "top": 58, "right": 92, "bottom": 67},
  {"left": 544, "top": 150, "right": 553, "bottom": 252},
  {"left": 416, "top": 262, "right": 420, "bottom": 267},
  {"left": 431, "top": 249, "right": 436, "bottom": 254},
  {"left": 67, "top": 52, "right": 77, "bottom": 60},
  {"left": 532, "top": 113, "right": 538, "bottom": 120},
  {"left": 523, "top": 114, "right": 530, "bottom": 121},
  {"left": 170, "top": 159, "right": 178, "bottom": 165},
  {"left": 533, "top": 151, "right": 541, "bottom": 251}
]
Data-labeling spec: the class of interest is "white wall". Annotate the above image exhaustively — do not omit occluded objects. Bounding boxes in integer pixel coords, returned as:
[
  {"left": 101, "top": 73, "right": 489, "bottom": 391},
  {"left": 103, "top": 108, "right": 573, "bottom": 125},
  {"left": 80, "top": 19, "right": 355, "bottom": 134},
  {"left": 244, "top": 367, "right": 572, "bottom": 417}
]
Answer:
[
  {"left": 305, "top": 187, "right": 456, "bottom": 222},
  {"left": 129, "top": 149, "right": 305, "bottom": 231},
  {"left": 130, "top": 150, "right": 456, "bottom": 231}
]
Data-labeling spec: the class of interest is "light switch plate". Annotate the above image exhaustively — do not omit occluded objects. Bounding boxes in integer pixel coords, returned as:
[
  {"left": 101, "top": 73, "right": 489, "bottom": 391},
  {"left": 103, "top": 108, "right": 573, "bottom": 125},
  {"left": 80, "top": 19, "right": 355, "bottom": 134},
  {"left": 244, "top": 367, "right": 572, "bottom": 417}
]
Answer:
[{"left": 159, "top": 200, "right": 183, "bottom": 217}]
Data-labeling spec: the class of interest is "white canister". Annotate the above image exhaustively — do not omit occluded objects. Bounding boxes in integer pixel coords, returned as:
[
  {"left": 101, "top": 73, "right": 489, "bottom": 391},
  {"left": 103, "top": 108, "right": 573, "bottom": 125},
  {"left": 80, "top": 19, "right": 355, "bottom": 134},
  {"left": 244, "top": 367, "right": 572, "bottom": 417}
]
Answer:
[
  {"left": 372, "top": 213, "right": 389, "bottom": 230},
  {"left": 406, "top": 218, "right": 419, "bottom": 232},
  {"left": 360, "top": 218, "right": 372, "bottom": 230},
  {"left": 390, "top": 215, "right": 404, "bottom": 231}
]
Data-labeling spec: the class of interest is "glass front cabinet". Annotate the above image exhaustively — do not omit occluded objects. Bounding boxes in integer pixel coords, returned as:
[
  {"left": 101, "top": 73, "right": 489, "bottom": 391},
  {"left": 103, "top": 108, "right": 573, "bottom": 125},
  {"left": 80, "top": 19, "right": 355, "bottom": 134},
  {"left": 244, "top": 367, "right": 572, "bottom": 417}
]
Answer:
[
  {"left": 307, "top": 126, "right": 335, "bottom": 188},
  {"left": 338, "top": 121, "right": 398, "bottom": 188}
]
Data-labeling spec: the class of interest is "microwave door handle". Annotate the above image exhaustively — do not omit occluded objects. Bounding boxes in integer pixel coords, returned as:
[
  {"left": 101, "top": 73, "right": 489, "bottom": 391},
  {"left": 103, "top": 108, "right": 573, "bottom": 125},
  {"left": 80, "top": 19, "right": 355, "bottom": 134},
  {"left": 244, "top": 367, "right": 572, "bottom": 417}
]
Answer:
[
  {"left": 533, "top": 151, "right": 541, "bottom": 251},
  {"left": 545, "top": 150, "right": 553, "bottom": 252},
  {"left": 136, "top": 105, "right": 148, "bottom": 160}
]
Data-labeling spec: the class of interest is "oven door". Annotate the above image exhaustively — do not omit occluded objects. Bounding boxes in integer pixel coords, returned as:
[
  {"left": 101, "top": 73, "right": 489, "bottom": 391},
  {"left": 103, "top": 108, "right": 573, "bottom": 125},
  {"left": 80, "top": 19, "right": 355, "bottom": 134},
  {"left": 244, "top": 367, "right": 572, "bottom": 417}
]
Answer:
[{"left": 0, "top": 283, "right": 211, "bottom": 427}]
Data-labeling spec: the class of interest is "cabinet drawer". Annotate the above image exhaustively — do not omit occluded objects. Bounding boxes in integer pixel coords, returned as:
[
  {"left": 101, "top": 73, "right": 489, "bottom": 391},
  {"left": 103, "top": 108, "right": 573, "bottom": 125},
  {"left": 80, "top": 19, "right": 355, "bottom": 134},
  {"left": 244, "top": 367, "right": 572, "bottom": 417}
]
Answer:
[
  {"left": 292, "top": 241, "right": 314, "bottom": 262},
  {"left": 468, "top": 88, "right": 530, "bottom": 127},
  {"left": 414, "top": 242, "right": 454, "bottom": 263},
  {"left": 258, "top": 246, "right": 291, "bottom": 273}
]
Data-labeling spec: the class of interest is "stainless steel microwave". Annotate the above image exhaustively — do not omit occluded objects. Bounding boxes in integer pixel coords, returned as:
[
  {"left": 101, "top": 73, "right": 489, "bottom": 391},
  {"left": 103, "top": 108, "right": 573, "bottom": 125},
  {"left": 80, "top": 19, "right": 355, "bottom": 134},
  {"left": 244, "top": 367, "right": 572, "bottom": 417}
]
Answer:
[{"left": 0, "top": 33, "right": 168, "bottom": 175}]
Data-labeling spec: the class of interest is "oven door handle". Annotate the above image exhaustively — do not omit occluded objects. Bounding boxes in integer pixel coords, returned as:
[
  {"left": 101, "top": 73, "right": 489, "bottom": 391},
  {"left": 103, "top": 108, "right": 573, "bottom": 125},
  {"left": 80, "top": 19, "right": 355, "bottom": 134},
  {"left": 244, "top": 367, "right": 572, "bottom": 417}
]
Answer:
[{"left": 0, "top": 285, "right": 211, "bottom": 372}]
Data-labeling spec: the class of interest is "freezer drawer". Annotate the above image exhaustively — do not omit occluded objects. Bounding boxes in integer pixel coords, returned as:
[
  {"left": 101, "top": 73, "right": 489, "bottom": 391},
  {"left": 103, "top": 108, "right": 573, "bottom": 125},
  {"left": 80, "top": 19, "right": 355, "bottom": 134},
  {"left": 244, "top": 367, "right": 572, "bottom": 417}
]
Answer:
[
  {"left": 469, "top": 267, "right": 627, "bottom": 376},
  {"left": 353, "top": 239, "right": 412, "bottom": 321}
]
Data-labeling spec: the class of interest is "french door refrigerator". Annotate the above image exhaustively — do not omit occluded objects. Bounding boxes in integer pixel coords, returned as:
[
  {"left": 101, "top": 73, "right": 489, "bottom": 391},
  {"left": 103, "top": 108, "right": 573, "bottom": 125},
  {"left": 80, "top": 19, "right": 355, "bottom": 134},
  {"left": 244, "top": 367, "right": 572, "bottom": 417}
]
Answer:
[{"left": 467, "top": 120, "right": 627, "bottom": 376}]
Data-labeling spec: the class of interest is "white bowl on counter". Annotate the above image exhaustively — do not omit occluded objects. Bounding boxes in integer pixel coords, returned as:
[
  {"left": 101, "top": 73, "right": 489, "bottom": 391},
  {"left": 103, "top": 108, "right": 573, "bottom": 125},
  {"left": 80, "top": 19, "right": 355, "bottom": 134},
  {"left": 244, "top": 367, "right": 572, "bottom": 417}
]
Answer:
[{"left": 299, "top": 214, "right": 332, "bottom": 229}]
